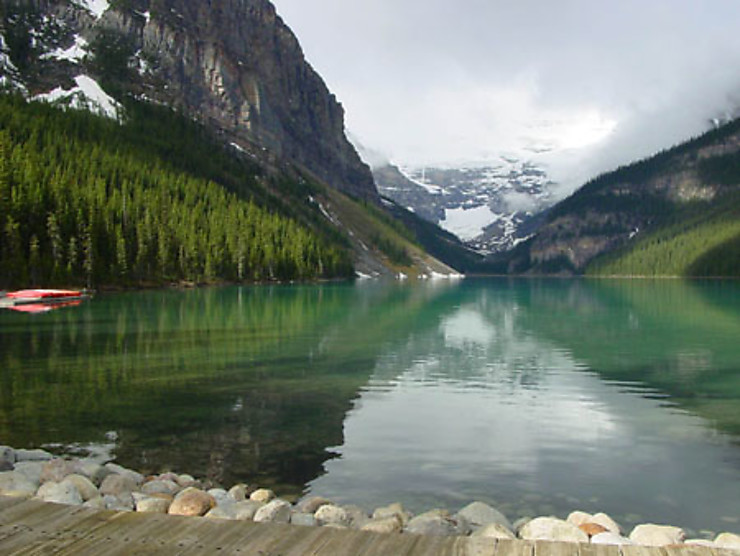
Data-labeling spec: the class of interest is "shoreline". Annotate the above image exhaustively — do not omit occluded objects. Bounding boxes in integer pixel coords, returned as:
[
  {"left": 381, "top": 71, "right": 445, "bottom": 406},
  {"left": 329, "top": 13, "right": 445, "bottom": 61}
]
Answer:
[{"left": 1, "top": 445, "right": 738, "bottom": 550}]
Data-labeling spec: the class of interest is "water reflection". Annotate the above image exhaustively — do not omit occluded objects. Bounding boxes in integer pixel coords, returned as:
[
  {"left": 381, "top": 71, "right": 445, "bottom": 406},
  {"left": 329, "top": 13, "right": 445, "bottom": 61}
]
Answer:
[{"left": 0, "top": 279, "right": 738, "bottom": 532}]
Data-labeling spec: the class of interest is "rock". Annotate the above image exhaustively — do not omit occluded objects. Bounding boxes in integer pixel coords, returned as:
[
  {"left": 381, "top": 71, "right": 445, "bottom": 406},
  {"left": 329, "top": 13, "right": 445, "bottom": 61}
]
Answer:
[
  {"left": 228, "top": 484, "right": 248, "bottom": 502},
  {"left": 12, "top": 461, "right": 44, "bottom": 485},
  {"left": 471, "top": 523, "right": 516, "bottom": 540},
  {"left": 36, "top": 481, "right": 83, "bottom": 505},
  {"left": 253, "top": 499, "right": 291, "bottom": 523},
  {"left": 104, "top": 463, "right": 144, "bottom": 486},
  {"left": 513, "top": 517, "right": 532, "bottom": 535},
  {"left": 103, "top": 493, "right": 134, "bottom": 511},
  {"left": 343, "top": 505, "right": 371, "bottom": 529},
  {"left": 373, "top": 503, "right": 411, "bottom": 527},
  {"left": 169, "top": 487, "right": 216, "bottom": 517},
  {"left": 176, "top": 474, "right": 198, "bottom": 488},
  {"left": 591, "top": 532, "right": 634, "bottom": 546},
  {"left": 629, "top": 524, "right": 685, "bottom": 546},
  {"left": 519, "top": 517, "right": 589, "bottom": 543},
  {"left": 715, "top": 533, "right": 740, "bottom": 550},
  {"left": 456, "top": 501, "right": 513, "bottom": 531},
  {"left": 315, "top": 504, "right": 350, "bottom": 527},
  {"left": 298, "top": 496, "right": 333, "bottom": 514},
  {"left": 234, "top": 500, "right": 263, "bottom": 521},
  {"left": 567, "top": 511, "right": 593, "bottom": 527},
  {"left": 133, "top": 493, "right": 172, "bottom": 514},
  {"left": 405, "top": 511, "right": 462, "bottom": 537},
  {"left": 14, "top": 449, "right": 53, "bottom": 462},
  {"left": 158, "top": 472, "right": 180, "bottom": 483},
  {"left": 291, "top": 512, "right": 318, "bottom": 527},
  {"left": 40, "top": 459, "right": 79, "bottom": 483},
  {"left": 61, "top": 475, "right": 99, "bottom": 501},
  {"left": 76, "top": 461, "right": 111, "bottom": 486},
  {"left": 206, "top": 505, "right": 238, "bottom": 520},
  {"left": 99, "top": 474, "right": 138, "bottom": 497},
  {"left": 207, "top": 488, "right": 230, "bottom": 505},
  {"left": 142, "top": 480, "right": 180, "bottom": 496},
  {"left": 580, "top": 523, "right": 608, "bottom": 537},
  {"left": 82, "top": 496, "right": 107, "bottom": 509},
  {"left": 590, "top": 512, "right": 621, "bottom": 534},
  {"left": 0, "top": 446, "right": 15, "bottom": 471},
  {"left": 0, "top": 471, "right": 38, "bottom": 497},
  {"left": 249, "top": 488, "right": 275, "bottom": 504},
  {"left": 361, "top": 516, "right": 403, "bottom": 534}
]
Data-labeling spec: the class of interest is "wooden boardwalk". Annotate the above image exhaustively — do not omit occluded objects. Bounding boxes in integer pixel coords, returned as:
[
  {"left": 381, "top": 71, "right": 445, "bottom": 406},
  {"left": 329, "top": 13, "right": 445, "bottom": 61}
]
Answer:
[{"left": 0, "top": 496, "right": 733, "bottom": 556}]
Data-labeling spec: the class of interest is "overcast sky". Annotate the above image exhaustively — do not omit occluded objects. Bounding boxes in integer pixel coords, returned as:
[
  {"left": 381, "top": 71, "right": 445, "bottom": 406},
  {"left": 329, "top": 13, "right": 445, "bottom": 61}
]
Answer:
[{"left": 272, "top": 0, "right": 740, "bottom": 192}]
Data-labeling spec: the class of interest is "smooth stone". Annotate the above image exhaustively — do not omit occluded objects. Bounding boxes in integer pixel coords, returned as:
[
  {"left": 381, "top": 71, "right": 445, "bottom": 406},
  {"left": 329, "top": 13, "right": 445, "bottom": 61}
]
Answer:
[
  {"left": 40, "top": 459, "right": 79, "bottom": 483},
  {"left": 36, "top": 481, "right": 83, "bottom": 505},
  {"left": 12, "top": 461, "right": 44, "bottom": 485},
  {"left": 0, "top": 446, "right": 15, "bottom": 470},
  {"left": 343, "top": 505, "right": 371, "bottom": 529},
  {"left": 133, "top": 493, "right": 171, "bottom": 514},
  {"left": 14, "top": 449, "right": 53, "bottom": 462},
  {"left": 250, "top": 488, "right": 275, "bottom": 504},
  {"left": 291, "top": 512, "right": 318, "bottom": 527},
  {"left": 715, "top": 533, "right": 740, "bottom": 549},
  {"left": 590, "top": 512, "right": 622, "bottom": 534},
  {"left": 456, "top": 501, "right": 513, "bottom": 531},
  {"left": 228, "top": 484, "right": 248, "bottom": 502},
  {"left": 104, "top": 463, "right": 144, "bottom": 486},
  {"left": 207, "top": 488, "right": 230, "bottom": 505},
  {"left": 253, "top": 499, "right": 291, "bottom": 523},
  {"left": 513, "top": 517, "right": 532, "bottom": 535},
  {"left": 142, "top": 480, "right": 180, "bottom": 496},
  {"left": 298, "top": 496, "right": 333, "bottom": 514},
  {"left": 99, "top": 473, "right": 138, "bottom": 497},
  {"left": 580, "top": 523, "right": 608, "bottom": 537},
  {"left": 361, "top": 516, "right": 403, "bottom": 534},
  {"left": 61, "top": 475, "right": 99, "bottom": 501},
  {"left": 176, "top": 474, "right": 198, "bottom": 488},
  {"left": 103, "top": 493, "right": 134, "bottom": 511},
  {"left": 315, "top": 504, "right": 350, "bottom": 527},
  {"left": 206, "top": 505, "right": 238, "bottom": 520},
  {"left": 169, "top": 487, "right": 215, "bottom": 517},
  {"left": 567, "top": 511, "right": 593, "bottom": 527},
  {"left": 234, "top": 500, "right": 263, "bottom": 520},
  {"left": 82, "top": 496, "right": 107, "bottom": 509},
  {"left": 373, "top": 503, "right": 411, "bottom": 527},
  {"left": 471, "top": 523, "right": 516, "bottom": 540},
  {"left": 76, "top": 461, "right": 110, "bottom": 486},
  {"left": 519, "top": 517, "right": 590, "bottom": 543},
  {"left": 0, "top": 471, "right": 38, "bottom": 497},
  {"left": 405, "top": 512, "right": 461, "bottom": 537},
  {"left": 629, "top": 524, "right": 685, "bottom": 546},
  {"left": 591, "top": 532, "right": 634, "bottom": 545}
]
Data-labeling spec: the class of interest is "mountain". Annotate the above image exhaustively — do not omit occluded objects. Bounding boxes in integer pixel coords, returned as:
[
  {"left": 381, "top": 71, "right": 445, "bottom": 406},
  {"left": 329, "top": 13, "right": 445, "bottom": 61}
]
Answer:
[
  {"left": 487, "top": 118, "right": 740, "bottom": 277},
  {"left": 372, "top": 158, "right": 556, "bottom": 254},
  {"left": 0, "top": 0, "right": 462, "bottom": 286},
  {"left": 1, "top": 0, "right": 377, "bottom": 202}
]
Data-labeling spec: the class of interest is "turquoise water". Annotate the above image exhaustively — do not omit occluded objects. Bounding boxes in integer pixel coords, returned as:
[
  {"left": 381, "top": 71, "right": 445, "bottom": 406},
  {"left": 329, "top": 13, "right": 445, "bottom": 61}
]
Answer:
[{"left": 1, "top": 279, "right": 738, "bottom": 534}]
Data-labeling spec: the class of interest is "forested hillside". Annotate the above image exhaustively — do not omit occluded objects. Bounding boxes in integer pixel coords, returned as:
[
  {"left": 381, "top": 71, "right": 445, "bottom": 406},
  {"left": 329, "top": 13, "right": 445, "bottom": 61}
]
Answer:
[{"left": 0, "top": 94, "right": 356, "bottom": 288}]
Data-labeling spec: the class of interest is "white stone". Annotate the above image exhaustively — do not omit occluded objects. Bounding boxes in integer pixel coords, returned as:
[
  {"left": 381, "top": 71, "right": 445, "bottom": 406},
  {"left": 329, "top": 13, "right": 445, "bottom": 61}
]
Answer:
[
  {"left": 372, "top": 502, "right": 411, "bottom": 526},
  {"left": 234, "top": 500, "right": 263, "bottom": 520},
  {"left": 456, "top": 501, "right": 513, "bottom": 531},
  {"left": 142, "top": 479, "right": 179, "bottom": 496},
  {"left": 591, "top": 532, "right": 634, "bottom": 545},
  {"left": 36, "top": 481, "right": 83, "bottom": 505},
  {"left": 685, "top": 539, "right": 717, "bottom": 548},
  {"left": 715, "top": 533, "right": 740, "bottom": 550},
  {"left": 472, "top": 523, "right": 516, "bottom": 540},
  {"left": 12, "top": 462, "right": 44, "bottom": 485},
  {"left": 519, "top": 517, "right": 589, "bottom": 543},
  {"left": 227, "top": 484, "right": 248, "bottom": 502},
  {"left": 291, "top": 512, "right": 318, "bottom": 527},
  {"left": 104, "top": 463, "right": 144, "bottom": 486},
  {"left": 590, "top": 512, "right": 621, "bottom": 534},
  {"left": 566, "top": 511, "right": 593, "bottom": 527},
  {"left": 249, "top": 488, "right": 275, "bottom": 504},
  {"left": 61, "top": 475, "right": 98, "bottom": 501},
  {"left": 315, "top": 504, "right": 350, "bottom": 527},
  {"left": 253, "top": 499, "right": 291, "bottom": 523},
  {"left": 405, "top": 512, "right": 460, "bottom": 537},
  {"left": 14, "top": 449, "right": 53, "bottom": 462},
  {"left": 0, "top": 471, "right": 37, "bottom": 497},
  {"left": 629, "top": 524, "right": 685, "bottom": 546},
  {"left": 133, "top": 493, "right": 171, "bottom": 514},
  {"left": 361, "top": 516, "right": 403, "bottom": 534}
]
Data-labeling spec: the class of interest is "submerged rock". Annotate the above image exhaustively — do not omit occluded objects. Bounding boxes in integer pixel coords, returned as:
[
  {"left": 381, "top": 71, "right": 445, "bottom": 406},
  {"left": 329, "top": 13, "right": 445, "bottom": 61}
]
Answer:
[
  {"left": 629, "top": 524, "right": 685, "bottom": 546},
  {"left": 519, "top": 517, "right": 589, "bottom": 543}
]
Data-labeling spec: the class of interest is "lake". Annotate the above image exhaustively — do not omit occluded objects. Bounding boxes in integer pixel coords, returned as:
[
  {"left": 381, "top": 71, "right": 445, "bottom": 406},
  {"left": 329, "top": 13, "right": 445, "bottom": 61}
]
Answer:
[{"left": 1, "top": 278, "right": 738, "bottom": 535}]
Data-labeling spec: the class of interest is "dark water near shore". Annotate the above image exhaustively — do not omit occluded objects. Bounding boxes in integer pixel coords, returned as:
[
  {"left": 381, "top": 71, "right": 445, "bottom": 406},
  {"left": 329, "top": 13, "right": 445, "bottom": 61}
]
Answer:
[{"left": 1, "top": 279, "right": 739, "bottom": 534}]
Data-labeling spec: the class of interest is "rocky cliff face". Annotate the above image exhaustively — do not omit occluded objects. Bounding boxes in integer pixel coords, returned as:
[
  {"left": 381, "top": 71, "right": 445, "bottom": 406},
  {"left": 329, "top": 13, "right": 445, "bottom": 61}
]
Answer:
[{"left": 1, "top": 0, "right": 377, "bottom": 201}]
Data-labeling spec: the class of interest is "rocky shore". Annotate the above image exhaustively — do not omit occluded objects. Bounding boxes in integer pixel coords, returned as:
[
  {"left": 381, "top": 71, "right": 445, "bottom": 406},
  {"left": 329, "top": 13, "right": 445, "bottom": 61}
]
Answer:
[{"left": 1, "top": 445, "right": 738, "bottom": 551}]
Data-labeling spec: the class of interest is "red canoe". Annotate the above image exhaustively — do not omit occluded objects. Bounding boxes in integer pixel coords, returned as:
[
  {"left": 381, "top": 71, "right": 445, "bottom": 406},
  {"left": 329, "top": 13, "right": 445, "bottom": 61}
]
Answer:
[{"left": 6, "top": 289, "right": 82, "bottom": 299}]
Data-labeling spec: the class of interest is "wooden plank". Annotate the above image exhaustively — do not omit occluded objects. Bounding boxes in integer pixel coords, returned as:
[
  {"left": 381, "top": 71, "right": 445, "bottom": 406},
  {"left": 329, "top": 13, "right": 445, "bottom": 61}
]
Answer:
[
  {"left": 620, "top": 545, "right": 668, "bottom": 556},
  {"left": 662, "top": 546, "right": 716, "bottom": 556},
  {"left": 456, "top": 536, "right": 498, "bottom": 556},
  {"left": 579, "top": 541, "right": 621, "bottom": 556},
  {"left": 175, "top": 518, "right": 284, "bottom": 555},
  {"left": 311, "top": 528, "right": 380, "bottom": 556},
  {"left": 0, "top": 496, "right": 29, "bottom": 514},
  {"left": 237, "top": 523, "right": 334, "bottom": 556},
  {"left": 496, "top": 539, "right": 536, "bottom": 556},
  {"left": 535, "top": 541, "right": 581, "bottom": 556},
  {"left": 356, "top": 531, "right": 421, "bottom": 556}
]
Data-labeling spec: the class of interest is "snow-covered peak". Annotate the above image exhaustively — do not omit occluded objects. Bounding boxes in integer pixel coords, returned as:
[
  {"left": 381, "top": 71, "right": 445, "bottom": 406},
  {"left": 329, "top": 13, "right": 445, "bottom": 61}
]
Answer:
[
  {"left": 73, "top": 0, "right": 110, "bottom": 20},
  {"left": 33, "top": 74, "right": 122, "bottom": 120}
]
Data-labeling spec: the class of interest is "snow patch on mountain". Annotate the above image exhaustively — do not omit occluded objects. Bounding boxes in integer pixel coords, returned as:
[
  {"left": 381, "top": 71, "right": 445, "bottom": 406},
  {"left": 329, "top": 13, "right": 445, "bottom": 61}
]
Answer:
[
  {"left": 40, "top": 34, "right": 88, "bottom": 63},
  {"left": 73, "top": 0, "right": 110, "bottom": 19},
  {"left": 34, "top": 75, "right": 121, "bottom": 119},
  {"left": 0, "top": 35, "right": 26, "bottom": 93},
  {"left": 441, "top": 205, "right": 497, "bottom": 241}
]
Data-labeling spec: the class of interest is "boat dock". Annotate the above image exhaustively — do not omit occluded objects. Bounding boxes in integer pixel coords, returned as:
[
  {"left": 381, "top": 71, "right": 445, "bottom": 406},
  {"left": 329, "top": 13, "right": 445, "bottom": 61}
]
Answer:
[{"left": 0, "top": 496, "right": 734, "bottom": 556}]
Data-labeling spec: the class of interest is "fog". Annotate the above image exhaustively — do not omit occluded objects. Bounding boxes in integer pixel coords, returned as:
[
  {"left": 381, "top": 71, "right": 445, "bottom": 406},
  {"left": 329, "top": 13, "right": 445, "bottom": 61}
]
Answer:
[{"left": 273, "top": 0, "right": 740, "bottom": 194}]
